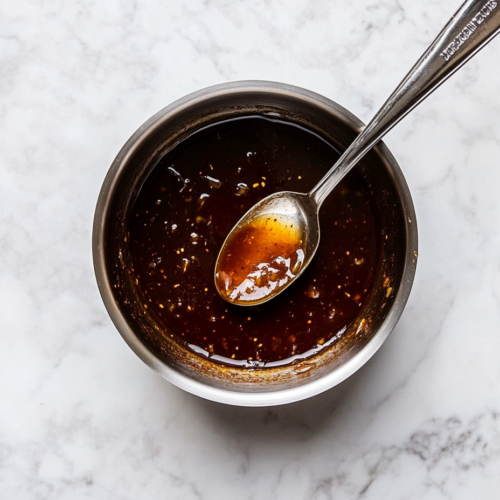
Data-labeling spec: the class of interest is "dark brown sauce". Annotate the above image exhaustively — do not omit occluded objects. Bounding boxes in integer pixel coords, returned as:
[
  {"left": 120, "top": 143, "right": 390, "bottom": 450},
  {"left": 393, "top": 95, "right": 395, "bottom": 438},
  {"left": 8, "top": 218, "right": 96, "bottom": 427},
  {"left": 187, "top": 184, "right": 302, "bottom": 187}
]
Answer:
[{"left": 129, "top": 116, "right": 379, "bottom": 367}]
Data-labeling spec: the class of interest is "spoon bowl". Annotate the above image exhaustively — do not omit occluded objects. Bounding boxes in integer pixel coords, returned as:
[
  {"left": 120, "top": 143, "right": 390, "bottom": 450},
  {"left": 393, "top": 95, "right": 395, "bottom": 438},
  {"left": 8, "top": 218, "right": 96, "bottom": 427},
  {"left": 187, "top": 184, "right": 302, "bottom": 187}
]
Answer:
[{"left": 214, "top": 191, "right": 319, "bottom": 305}]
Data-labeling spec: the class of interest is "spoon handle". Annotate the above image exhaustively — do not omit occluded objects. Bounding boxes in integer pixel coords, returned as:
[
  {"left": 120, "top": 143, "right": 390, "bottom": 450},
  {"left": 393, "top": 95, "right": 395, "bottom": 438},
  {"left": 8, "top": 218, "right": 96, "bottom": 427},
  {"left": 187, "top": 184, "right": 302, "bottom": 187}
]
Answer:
[{"left": 310, "top": 0, "right": 500, "bottom": 207}]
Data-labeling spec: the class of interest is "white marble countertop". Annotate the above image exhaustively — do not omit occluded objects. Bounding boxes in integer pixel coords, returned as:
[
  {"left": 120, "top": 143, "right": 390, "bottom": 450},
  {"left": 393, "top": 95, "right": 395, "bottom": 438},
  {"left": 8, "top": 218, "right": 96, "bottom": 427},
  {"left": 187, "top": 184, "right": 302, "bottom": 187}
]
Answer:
[{"left": 1, "top": 0, "right": 500, "bottom": 498}]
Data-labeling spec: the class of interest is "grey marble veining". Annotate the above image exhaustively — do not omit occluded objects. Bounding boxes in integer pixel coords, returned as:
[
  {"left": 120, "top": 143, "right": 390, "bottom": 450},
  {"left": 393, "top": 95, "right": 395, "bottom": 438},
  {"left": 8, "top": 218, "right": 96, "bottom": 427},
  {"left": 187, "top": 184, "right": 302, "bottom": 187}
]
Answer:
[{"left": 1, "top": 0, "right": 499, "bottom": 498}]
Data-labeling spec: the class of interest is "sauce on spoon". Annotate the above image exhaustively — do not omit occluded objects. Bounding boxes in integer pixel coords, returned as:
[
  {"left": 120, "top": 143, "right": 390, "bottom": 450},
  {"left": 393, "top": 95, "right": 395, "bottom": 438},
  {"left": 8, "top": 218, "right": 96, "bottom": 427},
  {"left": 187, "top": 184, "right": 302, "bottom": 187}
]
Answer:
[{"left": 215, "top": 214, "right": 305, "bottom": 305}]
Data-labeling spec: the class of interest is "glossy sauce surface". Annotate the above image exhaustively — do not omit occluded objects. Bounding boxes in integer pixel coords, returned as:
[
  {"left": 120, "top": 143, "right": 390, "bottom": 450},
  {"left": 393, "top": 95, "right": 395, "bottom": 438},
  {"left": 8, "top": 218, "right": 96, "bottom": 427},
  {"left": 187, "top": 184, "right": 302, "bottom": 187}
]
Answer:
[
  {"left": 215, "top": 214, "right": 305, "bottom": 305},
  {"left": 129, "top": 116, "right": 379, "bottom": 367}
]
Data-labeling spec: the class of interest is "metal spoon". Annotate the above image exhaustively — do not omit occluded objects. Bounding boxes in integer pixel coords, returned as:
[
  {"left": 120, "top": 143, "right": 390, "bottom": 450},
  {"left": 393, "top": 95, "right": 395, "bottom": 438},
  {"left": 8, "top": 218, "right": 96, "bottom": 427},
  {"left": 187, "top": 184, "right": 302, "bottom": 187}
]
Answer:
[{"left": 215, "top": 0, "right": 500, "bottom": 306}]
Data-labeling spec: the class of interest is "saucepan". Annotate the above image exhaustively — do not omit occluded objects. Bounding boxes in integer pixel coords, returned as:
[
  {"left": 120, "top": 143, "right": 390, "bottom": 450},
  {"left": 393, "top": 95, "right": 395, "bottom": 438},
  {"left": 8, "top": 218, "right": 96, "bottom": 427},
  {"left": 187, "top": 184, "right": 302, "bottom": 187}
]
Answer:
[{"left": 92, "top": 80, "right": 417, "bottom": 406}]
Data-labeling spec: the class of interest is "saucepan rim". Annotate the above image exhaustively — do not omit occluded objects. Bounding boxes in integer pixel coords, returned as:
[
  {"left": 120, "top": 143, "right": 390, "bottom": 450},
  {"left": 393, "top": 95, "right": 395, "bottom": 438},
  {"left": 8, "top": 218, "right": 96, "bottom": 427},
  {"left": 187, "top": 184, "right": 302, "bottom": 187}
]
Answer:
[{"left": 92, "top": 80, "right": 418, "bottom": 406}]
